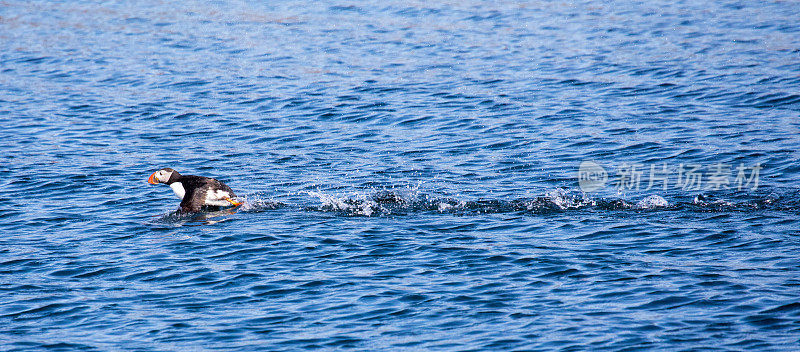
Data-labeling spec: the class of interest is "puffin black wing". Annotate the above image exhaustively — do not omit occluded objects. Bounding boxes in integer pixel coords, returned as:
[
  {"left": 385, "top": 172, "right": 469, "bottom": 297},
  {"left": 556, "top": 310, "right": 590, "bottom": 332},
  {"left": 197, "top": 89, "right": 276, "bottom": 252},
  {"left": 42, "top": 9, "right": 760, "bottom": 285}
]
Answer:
[
  {"left": 177, "top": 175, "right": 237, "bottom": 212},
  {"left": 179, "top": 188, "right": 204, "bottom": 213}
]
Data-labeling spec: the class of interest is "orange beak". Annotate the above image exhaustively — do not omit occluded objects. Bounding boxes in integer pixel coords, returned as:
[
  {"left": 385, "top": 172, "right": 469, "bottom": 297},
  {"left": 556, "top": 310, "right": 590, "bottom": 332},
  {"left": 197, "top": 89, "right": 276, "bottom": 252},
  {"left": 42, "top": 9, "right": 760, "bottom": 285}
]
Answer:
[{"left": 148, "top": 172, "right": 158, "bottom": 184}]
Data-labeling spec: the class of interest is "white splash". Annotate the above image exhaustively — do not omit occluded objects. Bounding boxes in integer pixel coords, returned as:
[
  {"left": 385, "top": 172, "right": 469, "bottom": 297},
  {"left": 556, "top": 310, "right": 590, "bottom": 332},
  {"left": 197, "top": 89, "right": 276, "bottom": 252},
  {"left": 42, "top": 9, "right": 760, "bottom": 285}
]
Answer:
[
  {"left": 545, "top": 188, "right": 595, "bottom": 209},
  {"left": 306, "top": 190, "right": 379, "bottom": 216},
  {"left": 235, "top": 193, "right": 283, "bottom": 212},
  {"left": 636, "top": 195, "right": 669, "bottom": 209}
]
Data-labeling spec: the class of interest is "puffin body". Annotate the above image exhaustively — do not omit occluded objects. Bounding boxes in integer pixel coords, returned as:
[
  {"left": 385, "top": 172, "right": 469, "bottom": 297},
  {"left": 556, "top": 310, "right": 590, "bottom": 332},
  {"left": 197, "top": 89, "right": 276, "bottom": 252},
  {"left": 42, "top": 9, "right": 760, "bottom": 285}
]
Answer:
[{"left": 148, "top": 168, "right": 241, "bottom": 212}]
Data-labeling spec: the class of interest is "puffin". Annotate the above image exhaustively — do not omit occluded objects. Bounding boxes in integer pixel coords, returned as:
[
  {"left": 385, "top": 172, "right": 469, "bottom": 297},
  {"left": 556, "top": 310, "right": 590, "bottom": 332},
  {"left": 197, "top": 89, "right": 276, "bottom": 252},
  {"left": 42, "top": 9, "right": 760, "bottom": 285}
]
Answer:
[{"left": 148, "top": 168, "right": 241, "bottom": 212}]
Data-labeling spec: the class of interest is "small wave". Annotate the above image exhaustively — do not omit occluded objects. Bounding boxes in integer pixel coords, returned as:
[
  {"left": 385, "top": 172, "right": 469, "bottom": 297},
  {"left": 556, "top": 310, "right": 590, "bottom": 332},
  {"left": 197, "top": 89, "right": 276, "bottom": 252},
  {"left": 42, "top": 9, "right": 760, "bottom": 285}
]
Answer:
[{"left": 736, "top": 92, "right": 800, "bottom": 109}]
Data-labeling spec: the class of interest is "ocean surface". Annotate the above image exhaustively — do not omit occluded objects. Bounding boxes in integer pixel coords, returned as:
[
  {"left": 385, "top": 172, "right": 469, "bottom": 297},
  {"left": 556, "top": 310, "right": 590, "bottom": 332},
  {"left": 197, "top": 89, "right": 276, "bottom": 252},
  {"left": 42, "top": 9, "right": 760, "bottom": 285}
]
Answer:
[{"left": 1, "top": 1, "right": 799, "bottom": 350}]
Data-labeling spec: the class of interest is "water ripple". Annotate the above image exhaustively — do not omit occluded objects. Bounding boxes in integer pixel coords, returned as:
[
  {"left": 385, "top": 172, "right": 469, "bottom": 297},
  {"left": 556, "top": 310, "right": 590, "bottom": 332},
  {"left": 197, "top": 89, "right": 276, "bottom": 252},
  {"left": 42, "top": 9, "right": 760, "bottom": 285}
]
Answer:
[{"left": 2, "top": 0, "right": 800, "bottom": 350}]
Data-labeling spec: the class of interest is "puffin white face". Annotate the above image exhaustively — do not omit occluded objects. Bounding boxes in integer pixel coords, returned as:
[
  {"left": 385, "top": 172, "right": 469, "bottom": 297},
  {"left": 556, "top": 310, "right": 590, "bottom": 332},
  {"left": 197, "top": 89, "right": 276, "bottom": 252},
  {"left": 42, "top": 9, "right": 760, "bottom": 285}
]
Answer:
[{"left": 148, "top": 168, "right": 174, "bottom": 184}]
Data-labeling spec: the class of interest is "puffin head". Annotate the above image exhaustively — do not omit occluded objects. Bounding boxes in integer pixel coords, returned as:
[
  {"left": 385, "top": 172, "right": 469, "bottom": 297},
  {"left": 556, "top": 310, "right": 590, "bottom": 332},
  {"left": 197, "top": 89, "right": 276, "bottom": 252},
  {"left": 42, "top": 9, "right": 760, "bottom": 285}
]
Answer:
[{"left": 148, "top": 168, "right": 179, "bottom": 185}]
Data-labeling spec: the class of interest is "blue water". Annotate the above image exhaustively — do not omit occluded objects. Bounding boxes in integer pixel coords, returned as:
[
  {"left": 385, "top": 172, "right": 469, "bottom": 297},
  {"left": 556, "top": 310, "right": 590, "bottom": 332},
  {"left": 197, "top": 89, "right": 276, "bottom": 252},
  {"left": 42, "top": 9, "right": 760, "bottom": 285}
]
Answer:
[{"left": 2, "top": 1, "right": 800, "bottom": 350}]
